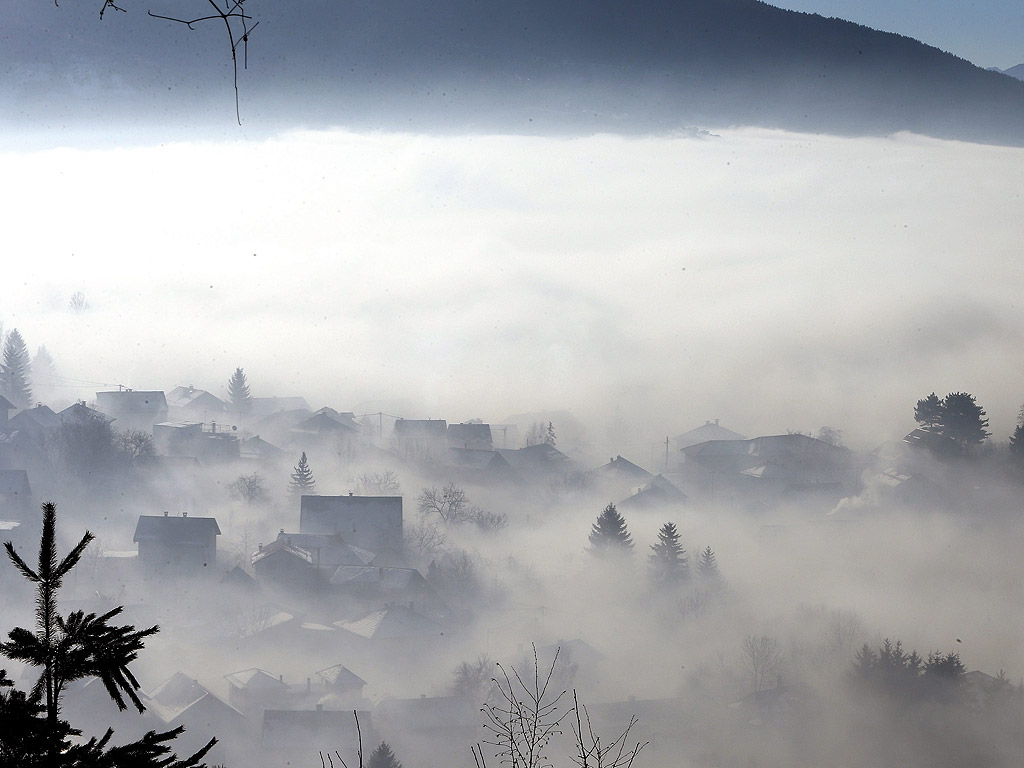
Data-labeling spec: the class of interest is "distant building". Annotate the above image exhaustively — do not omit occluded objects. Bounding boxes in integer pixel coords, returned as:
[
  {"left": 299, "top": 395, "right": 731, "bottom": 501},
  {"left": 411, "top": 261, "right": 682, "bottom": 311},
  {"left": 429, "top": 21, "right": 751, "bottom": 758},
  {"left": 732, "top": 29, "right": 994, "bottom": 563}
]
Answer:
[
  {"left": 95, "top": 390, "right": 168, "bottom": 432},
  {"left": 300, "top": 495, "right": 402, "bottom": 554},
  {"left": 166, "top": 386, "right": 230, "bottom": 421},
  {"left": 447, "top": 422, "right": 493, "bottom": 451},
  {"left": 674, "top": 420, "right": 747, "bottom": 449},
  {"left": 133, "top": 512, "right": 220, "bottom": 574},
  {"left": 152, "top": 421, "right": 240, "bottom": 462},
  {"left": 392, "top": 418, "right": 448, "bottom": 460}
]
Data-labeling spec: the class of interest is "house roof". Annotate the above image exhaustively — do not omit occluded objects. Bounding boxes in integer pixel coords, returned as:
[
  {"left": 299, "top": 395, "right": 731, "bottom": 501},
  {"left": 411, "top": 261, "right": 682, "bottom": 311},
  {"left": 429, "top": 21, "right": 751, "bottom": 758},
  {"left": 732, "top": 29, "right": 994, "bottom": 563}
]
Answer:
[
  {"left": 224, "top": 668, "right": 289, "bottom": 692},
  {"left": 619, "top": 474, "right": 688, "bottom": 508},
  {"left": 9, "top": 405, "right": 61, "bottom": 431},
  {"left": 447, "top": 423, "right": 493, "bottom": 448},
  {"left": 0, "top": 396, "right": 14, "bottom": 412},
  {"left": 292, "top": 410, "right": 359, "bottom": 435},
  {"left": 674, "top": 420, "right": 748, "bottom": 448},
  {"left": 316, "top": 664, "right": 366, "bottom": 689},
  {"left": 253, "top": 532, "right": 376, "bottom": 568},
  {"left": 240, "top": 435, "right": 285, "bottom": 458},
  {"left": 334, "top": 604, "right": 444, "bottom": 640},
  {"left": 58, "top": 402, "right": 115, "bottom": 424},
  {"left": 166, "top": 386, "right": 229, "bottom": 413},
  {"left": 133, "top": 514, "right": 221, "bottom": 543},
  {"left": 249, "top": 396, "right": 312, "bottom": 420},
  {"left": 496, "top": 443, "right": 572, "bottom": 471},
  {"left": 147, "top": 672, "right": 209, "bottom": 714},
  {"left": 591, "top": 455, "right": 654, "bottom": 481}
]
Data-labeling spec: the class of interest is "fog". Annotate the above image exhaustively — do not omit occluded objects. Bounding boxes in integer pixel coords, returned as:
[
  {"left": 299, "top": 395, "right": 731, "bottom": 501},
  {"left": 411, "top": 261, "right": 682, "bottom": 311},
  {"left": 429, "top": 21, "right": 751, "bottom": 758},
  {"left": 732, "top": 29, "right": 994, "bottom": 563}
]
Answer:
[
  {"left": 2, "top": 121, "right": 1024, "bottom": 767},
  {"left": 3, "top": 128, "right": 1023, "bottom": 449}
]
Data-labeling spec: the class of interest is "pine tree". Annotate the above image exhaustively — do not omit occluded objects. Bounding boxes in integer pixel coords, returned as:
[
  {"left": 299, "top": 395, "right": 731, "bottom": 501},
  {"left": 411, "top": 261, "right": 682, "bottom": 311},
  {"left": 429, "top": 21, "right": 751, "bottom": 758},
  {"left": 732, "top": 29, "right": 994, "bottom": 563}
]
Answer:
[
  {"left": 648, "top": 522, "right": 688, "bottom": 585},
  {"left": 227, "top": 366, "right": 253, "bottom": 415},
  {"left": 0, "top": 502, "right": 215, "bottom": 766},
  {"left": 544, "top": 421, "right": 557, "bottom": 447},
  {"left": 1010, "top": 412, "right": 1024, "bottom": 457},
  {"left": 912, "top": 391, "right": 990, "bottom": 454},
  {"left": 913, "top": 392, "right": 944, "bottom": 430},
  {"left": 696, "top": 546, "right": 720, "bottom": 580},
  {"left": 367, "top": 741, "right": 404, "bottom": 768},
  {"left": 587, "top": 503, "right": 634, "bottom": 556},
  {"left": 289, "top": 452, "right": 317, "bottom": 497},
  {"left": 0, "top": 329, "right": 32, "bottom": 409}
]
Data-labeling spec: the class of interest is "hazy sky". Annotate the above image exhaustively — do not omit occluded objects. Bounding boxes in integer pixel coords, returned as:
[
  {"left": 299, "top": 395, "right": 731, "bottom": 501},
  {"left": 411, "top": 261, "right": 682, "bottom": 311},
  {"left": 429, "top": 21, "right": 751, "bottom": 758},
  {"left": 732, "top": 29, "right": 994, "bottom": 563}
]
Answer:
[
  {"left": 3, "top": 127, "right": 1023, "bottom": 451},
  {"left": 769, "top": 1, "right": 1024, "bottom": 68}
]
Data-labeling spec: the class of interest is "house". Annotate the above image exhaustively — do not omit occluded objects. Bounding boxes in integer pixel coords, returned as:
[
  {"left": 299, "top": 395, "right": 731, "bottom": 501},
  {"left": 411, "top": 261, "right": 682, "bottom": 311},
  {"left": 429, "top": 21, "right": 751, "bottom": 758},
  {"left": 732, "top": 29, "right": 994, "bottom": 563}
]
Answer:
[
  {"left": 674, "top": 420, "right": 748, "bottom": 450},
  {"left": 328, "top": 565, "right": 446, "bottom": 615},
  {"left": 239, "top": 434, "right": 285, "bottom": 461},
  {"left": 300, "top": 494, "right": 403, "bottom": 555},
  {"left": 58, "top": 401, "right": 115, "bottom": 427},
  {"left": 133, "top": 512, "right": 221, "bottom": 574},
  {"left": 252, "top": 531, "right": 376, "bottom": 591},
  {"left": 248, "top": 396, "right": 311, "bottom": 421},
  {"left": 392, "top": 418, "right": 448, "bottom": 460},
  {"left": 224, "top": 668, "right": 290, "bottom": 715},
  {"left": 94, "top": 390, "right": 168, "bottom": 432},
  {"left": 444, "top": 448, "right": 519, "bottom": 484},
  {"left": 7, "top": 405, "right": 61, "bottom": 439},
  {"left": 447, "top": 422, "right": 493, "bottom": 451},
  {"left": 618, "top": 474, "right": 688, "bottom": 510},
  {"left": 496, "top": 443, "right": 574, "bottom": 479},
  {"left": 334, "top": 603, "right": 446, "bottom": 643},
  {"left": 146, "top": 672, "right": 251, "bottom": 764},
  {"left": 152, "top": 421, "right": 240, "bottom": 462},
  {"left": 166, "top": 386, "right": 229, "bottom": 421}
]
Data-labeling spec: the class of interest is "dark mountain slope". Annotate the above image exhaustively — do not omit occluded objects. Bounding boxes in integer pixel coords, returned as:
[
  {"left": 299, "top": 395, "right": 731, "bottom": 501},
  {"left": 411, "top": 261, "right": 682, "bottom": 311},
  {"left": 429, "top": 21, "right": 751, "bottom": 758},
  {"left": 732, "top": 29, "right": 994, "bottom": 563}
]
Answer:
[{"left": 4, "top": 0, "right": 1024, "bottom": 143}]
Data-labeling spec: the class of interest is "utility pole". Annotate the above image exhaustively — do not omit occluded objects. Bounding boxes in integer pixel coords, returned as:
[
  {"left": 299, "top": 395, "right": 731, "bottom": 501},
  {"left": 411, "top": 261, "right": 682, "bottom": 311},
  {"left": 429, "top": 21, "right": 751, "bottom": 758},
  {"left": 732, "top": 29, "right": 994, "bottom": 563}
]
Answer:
[{"left": 665, "top": 436, "right": 670, "bottom": 471}]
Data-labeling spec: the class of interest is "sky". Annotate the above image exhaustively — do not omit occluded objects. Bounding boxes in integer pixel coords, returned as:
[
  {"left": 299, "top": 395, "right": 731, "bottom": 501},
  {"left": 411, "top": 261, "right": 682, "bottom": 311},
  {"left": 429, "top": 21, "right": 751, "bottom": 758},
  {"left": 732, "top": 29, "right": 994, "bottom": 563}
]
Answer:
[
  {"left": 768, "top": 0, "right": 1024, "bottom": 69},
  {"left": 3, "top": 127, "right": 1023, "bottom": 453}
]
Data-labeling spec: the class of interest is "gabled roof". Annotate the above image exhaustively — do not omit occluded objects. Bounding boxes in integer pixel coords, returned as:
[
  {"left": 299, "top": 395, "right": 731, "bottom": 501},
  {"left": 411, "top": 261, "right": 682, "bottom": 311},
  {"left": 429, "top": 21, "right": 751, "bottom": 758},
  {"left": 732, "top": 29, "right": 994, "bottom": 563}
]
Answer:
[
  {"left": 224, "top": 668, "right": 289, "bottom": 692},
  {"left": 0, "top": 395, "right": 15, "bottom": 412},
  {"left": 496, "top": 443, "right": 572, "bottom": 471},
  {"left": 59, "top": 402, "right": 115, "bottom": 424},
  {"left": 9, "top": 405, "right": 61, "bottom": 431},
  {"left": 674, "top": 420, "right": 748, "bottom": 448},
  {"left": 254, "top": 532, "right": 376, "bottom": 568},
  {"left": 447, "top": 423, "right": 493, "bottom": 449},
  {"left": 334, "top": 604, "right": 444, "bottom": 640},
  {"left": 590, "top": 455, "right": 653, "bottom": 481},
  {"left": 292, "top": 410, "right": 359, "bottom": 435},
  {"left": 147, "top": 672, "right": 209, "bottom": 714},
  {"left": 316, "top": 664, "right": 366, "bottom": 689},
  {"left": 240, "top": 434, "right": 285, "bottom": 458},
  {"left": 619, "top": 474, "right": 688, "bottom": 508},
  {"left": 166, "top": 386, "right": 228, "bottom": 412},
  {"left": 133, "top": 514, "right": 221, "bottom": 543}
]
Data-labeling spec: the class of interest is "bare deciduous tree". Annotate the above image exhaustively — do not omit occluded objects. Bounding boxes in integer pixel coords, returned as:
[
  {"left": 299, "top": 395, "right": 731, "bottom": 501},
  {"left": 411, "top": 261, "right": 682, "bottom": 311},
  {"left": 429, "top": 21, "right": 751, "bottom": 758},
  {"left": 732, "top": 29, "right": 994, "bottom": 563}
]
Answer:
[{"left": 741, "top": 634, "right": 781, "bottom": 692}]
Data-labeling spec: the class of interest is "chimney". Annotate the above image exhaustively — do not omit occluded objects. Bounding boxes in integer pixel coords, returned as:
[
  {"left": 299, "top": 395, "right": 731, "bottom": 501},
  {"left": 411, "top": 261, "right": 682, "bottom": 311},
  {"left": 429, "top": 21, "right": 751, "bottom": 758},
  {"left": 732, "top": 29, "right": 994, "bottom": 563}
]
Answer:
[
  {"left": 258, "top": 543, "right": 263, "bottom": 551},
  {"left": 348, "top": 491, "right": 353, "bottom": 496},
  {"left": 316, "top": 703, "right": 323, "bottom": 712},
  {"left": 211, "top": 421, "right": 217, "bottom": 433},
  {"left": 163, "top": 511, "right": 169, "bottom": 517},
  {"left": 182, "top": 512, "right": 188, "bottom": 518},
  {"left": 306, "top": 677, "right": 311, "bottom": 692},
  {"left": 279, "top": 674, "right": 284, "bottom": 682}
]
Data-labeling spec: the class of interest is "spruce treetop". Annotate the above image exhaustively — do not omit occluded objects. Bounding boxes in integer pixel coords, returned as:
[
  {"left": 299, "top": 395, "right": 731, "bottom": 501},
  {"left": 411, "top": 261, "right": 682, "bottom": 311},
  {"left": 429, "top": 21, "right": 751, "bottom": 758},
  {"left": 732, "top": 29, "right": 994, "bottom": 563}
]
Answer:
[{"left": 587, "top": 503, "right": 634, "bottom": 556}]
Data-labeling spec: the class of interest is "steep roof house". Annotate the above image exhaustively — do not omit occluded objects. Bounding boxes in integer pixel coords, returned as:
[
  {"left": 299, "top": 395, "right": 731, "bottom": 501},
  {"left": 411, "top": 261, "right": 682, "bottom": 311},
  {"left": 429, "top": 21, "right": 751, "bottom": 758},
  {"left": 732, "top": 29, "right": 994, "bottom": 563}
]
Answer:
[
  {"left": 618, "top": 474, "right": 688, "bottom": 510},
  {"left": 674, "top": 420, "right": 748, "bottom": 449},
  {"left": 252, "top": 531, "right": 377, "bottom": 592},
  {"left": 300, "top": 494, "right": 403, "bottom": 555},
  {"left": 133, "top": 512, "right": 221, "bottom": 575},
  {"left": 166, "top": 386, "right": 230, "bottom": 421}
]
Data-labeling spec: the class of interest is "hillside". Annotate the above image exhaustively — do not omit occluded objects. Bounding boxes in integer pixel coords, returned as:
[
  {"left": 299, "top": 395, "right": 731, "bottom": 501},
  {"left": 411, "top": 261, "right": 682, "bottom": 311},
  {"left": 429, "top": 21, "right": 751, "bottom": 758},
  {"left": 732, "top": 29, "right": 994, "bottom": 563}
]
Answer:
[{"left": 5, "top": 0, "right": 1024, "bottom": 143}]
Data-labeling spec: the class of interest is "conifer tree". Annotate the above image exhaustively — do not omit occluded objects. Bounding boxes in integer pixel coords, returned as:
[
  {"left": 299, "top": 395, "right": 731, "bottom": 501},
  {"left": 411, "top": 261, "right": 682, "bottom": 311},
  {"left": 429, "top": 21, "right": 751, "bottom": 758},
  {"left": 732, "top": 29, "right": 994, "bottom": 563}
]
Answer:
[
  {"left": 289, "top": 452, "right": 317, "bottom": 497},
  {"left": 1010, "top": 417, "right": 1024, "bottom": 457},
  {"left": 696, "top": 546, "right": 720, "bottom": 580},
  {"left": 367, "top": 741, "right": 404, "bottom": 768},
  {"left": 544, "top": 421, "right": 557, "bottom": 447},
  {"left": 0, "top": 329, "right": 32, "bottom": 409},
  {"left": 227, "top": 366, "right": 253, "bottom": 415},
  {"left": 587, "top": 503, "right": 634, "bottom": 556},
  {"left": 648, "top": 521, "right": 688, "bottom": 585},
  {"left": 0, "top": 502, "right": 215, "bottom": 766}
]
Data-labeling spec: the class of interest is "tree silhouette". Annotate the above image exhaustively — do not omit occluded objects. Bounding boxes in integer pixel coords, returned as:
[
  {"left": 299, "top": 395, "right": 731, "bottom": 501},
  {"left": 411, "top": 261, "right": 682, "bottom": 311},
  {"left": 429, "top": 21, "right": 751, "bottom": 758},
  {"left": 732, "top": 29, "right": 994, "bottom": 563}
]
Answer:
[
  {"left": 696, "top": 546, "right": 720, "bottom": 581},
  {"left": 913, "top": 391, "right": 990, "bottom": 454},
  {"left": 289, "top": 451, "right": 317, "bottom": 497},
  {"left": 1, "top": 329, "right": 32, "bottom": 409},
  {"left": 648, "top": 522, "right": 688, "bottom": 585},
  {"left": 367, "top": 741, "right": 404, "bottom": 768},
  {"left": 587, "top": 504, "right": 634, "bottom": 556},
  {"left": 0, "top": 502, "right": 215, "bottom": 765},
  {"left": 227, "top": 366, "right": 253, "bottom": 415}
]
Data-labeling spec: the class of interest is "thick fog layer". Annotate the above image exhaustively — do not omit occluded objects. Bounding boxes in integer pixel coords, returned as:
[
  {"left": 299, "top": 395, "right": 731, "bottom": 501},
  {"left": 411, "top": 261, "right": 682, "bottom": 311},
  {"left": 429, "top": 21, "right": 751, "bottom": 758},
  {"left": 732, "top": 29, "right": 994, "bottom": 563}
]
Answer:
[{"left": 2, "top": 128, "right": 1022, "bottom": 448}]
